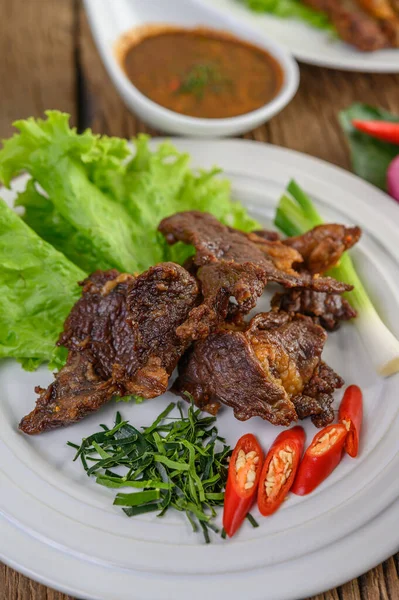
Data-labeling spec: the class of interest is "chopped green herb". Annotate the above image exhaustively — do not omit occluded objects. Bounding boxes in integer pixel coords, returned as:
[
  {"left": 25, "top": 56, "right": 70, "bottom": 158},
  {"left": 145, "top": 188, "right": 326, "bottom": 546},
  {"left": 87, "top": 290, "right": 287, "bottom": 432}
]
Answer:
[
  {"left": 113, "top": 489, "right": 161, "bottom": 507},
  {"left": 246, "top": 513, "right": 259, "bottom": 528},
  {"left": 177, "top": 62, "right": 231, "bottom": 99},
  {"left": 68, "top": 401, "right": 231, "bottom": 543}
]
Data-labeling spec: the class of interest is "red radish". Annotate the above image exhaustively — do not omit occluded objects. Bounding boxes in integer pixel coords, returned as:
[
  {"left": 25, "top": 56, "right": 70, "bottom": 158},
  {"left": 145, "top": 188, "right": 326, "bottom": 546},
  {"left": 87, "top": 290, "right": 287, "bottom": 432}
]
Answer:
[{"left": 387, "top": 154, "right": 399, "bottom": 203}]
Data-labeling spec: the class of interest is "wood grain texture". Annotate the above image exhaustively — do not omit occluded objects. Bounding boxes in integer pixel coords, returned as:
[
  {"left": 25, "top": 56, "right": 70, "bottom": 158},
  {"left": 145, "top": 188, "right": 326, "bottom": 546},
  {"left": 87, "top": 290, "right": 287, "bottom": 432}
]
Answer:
[
  {"left": 0, "top": 0, "right": 77, "bottom": 138},
  {"left": 0, "top": 1, "right": 399, "bottom": 599}
]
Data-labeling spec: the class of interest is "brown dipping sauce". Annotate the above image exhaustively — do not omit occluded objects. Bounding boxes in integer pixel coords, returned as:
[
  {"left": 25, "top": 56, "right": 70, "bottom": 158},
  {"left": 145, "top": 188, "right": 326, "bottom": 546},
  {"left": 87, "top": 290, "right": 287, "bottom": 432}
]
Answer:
[{"left": 117, "top": 26, "right": 283, "bottom": 119}]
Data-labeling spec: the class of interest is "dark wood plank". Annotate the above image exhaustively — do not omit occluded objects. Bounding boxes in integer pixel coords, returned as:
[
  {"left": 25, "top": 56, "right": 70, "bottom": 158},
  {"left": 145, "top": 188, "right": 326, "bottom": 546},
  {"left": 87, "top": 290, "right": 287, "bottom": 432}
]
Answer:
[
  {"left": 244, "top": 66, "right": 399, "bottom": 170},
  {"left": 0, "top": 562, "right": 75, "bottom": 600},
  {"left": 1, "top": 1, "right": 399, "bottom": 599},
  {"left": 305, "top": 557, "right": 399, "bottom": 600},
  {"left": 0, "top": 0, "right": 77, "bottom": 138}
]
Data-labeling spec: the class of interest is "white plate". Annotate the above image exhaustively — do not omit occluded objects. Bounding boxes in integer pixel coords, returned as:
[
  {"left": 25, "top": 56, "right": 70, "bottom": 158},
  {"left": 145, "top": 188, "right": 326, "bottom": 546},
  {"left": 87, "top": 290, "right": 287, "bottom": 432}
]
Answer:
[
  {"left": 1, "top": 139, "right": 399, "bottom": 600},
  {"left": 196, "top": 0, "right": 399, "bottom": 72}
]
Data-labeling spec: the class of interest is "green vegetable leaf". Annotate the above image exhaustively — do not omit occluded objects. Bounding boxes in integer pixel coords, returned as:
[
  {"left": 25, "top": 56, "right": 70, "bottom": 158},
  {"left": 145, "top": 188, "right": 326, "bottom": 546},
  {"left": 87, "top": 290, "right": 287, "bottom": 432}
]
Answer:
[
  {"left": 123, "top": 503, "right": 161, "bottom": 517},
  {"left": 241, "top": 0, "right": 333, "bottom": 30},
  {"left": 114, "top": 489, "right": 161, "bottom": 506},
  {"left": 339, "top": 103, "right": 399, "bottom": 191},
  {"left": 0, "top": 111, "right": 141, "bottom": 273},
  {"left": 69, "top": 403, "right": 231, "bottom": 543},
  {"left": 14, "top": 180, "right": 104, "bottom": 274},
  {"left": 115, "top": 394, "right": 145, "bottom": 404},
  {"left": 0, "top": 113, "right": 258, "bottom": 372},
  {"left": 1, "top": 112, "right": 258, "bottom": 277},
  {"left": 0, "top": 198, "right": 84, "bottom": 367}
]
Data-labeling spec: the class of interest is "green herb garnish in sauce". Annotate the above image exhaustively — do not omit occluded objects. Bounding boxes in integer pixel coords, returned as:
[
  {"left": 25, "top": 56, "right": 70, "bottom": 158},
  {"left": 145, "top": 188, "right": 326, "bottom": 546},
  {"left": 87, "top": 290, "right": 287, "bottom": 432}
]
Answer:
[{"left": 174, "top": 62, "right": 231, "bottom": 99}]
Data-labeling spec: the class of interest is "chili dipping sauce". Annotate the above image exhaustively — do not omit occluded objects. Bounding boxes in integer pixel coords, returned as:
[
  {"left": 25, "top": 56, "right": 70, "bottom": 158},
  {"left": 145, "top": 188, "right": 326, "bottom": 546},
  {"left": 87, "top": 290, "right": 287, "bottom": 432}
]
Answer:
[{"left": 117, "top": 26, "right": 283, "bottom": 119}]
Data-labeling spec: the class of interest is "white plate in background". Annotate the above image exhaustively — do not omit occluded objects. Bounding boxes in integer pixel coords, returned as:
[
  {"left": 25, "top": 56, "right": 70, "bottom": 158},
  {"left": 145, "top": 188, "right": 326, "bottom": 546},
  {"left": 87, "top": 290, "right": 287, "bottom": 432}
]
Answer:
[{"left": 197, "top": 0, "right": 399, "bottom": 72}]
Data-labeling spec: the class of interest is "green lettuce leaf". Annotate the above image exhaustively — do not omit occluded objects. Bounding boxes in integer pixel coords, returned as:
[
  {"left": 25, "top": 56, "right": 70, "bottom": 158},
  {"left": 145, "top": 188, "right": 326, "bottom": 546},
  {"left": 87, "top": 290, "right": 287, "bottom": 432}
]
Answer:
[
  {"left": 0, "top": 111, "right": 141, "bottom": 273},
  {"left": 240, "top": 0, "right": 333, "bottom": 30},
  {"left": 0, "top": 112, "right": 259, "bottom": 371},
  {"left": 339, "top": 103, "right": 399, "bottom": 191},
  {"left": 0, "top": 198, "right": 85, "bottom": 367},
  {"left": 14, "top": 180, "right": 101, "bottom": 274},
  {"left": 2, "top": 112, "right": 258, "bottom": 274}
]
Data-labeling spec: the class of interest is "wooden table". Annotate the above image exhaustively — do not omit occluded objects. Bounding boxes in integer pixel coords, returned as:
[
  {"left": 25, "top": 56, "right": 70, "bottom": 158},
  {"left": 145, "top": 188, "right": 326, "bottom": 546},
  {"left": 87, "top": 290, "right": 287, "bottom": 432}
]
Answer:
[{"left": 0, "top": 1, "right": 398, "bottom": 599}]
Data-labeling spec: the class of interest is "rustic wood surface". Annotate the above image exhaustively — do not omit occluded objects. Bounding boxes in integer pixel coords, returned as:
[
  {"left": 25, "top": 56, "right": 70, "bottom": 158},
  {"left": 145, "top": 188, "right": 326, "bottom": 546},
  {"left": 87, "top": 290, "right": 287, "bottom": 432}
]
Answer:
[{"left": 0, "top": 1, "right": 398, "bottom": 599}]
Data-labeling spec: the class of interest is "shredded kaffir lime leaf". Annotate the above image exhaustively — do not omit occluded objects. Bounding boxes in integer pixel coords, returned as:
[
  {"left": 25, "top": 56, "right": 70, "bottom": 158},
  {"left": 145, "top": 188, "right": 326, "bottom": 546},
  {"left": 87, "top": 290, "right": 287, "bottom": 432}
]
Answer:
[{"left": 68, "top": 399, "right": 231, "bottom": 543}]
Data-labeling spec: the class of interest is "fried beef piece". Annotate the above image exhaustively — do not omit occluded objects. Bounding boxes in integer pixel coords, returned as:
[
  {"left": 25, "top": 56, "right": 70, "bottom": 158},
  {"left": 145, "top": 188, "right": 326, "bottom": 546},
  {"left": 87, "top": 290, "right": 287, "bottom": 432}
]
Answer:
[
  {"left": 228, "top": 227, "right": 280, "bottom": 242},
  {"left": 19, "top": 264, "right": 198, "bottom": 434},
  {"left": 357, "top": 0, "right": 399, "bottom": 46},
  {"left": 273, "top": 224, "right": 360, "bottom": 330},
  {"left": 390, "top": 0, "right": 399, "bottom": 15},
  {"left": 158, "top": 212, "right": 351, "bottom": 342},
  {"left": 283, "top": 224, "right": 361, "bottom": 274},
  {"left": 252, "top": 229, "right": 280, "bottom": 242},
  {"left": 292, "top": 362, "right": 344, "bottom": 427},
  {"left": 301, "top": 0, "right": 391, "bottom": 50},
  {"left": 271, "top": 288, "right": 357, "bottom": 331},
  {"left": 127, "top": 263, "right": 199, "bottom": 381},
  {"left": 381, "top": 18, "right": 399, "bottom": 46},
  {"left": 173, "top": 311, "right": 343, "bottom": 427}
]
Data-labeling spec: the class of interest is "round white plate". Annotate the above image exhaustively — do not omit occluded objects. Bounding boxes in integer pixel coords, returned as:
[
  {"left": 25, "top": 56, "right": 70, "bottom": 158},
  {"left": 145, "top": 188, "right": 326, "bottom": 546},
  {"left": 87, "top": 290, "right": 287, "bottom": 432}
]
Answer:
[
  {"left": 196, "top": 0, "right": 399, "bottom": 72},
  {"left": 1, "top": 139, "right": 399, "bottom": 600}
]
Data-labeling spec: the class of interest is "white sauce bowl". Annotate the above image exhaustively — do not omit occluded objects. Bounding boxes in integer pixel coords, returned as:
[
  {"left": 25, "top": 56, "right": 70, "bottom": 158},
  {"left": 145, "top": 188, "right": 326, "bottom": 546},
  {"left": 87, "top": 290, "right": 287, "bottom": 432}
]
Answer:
[{"left": 84, "top": 0, "right": 300, "bottom": 137}]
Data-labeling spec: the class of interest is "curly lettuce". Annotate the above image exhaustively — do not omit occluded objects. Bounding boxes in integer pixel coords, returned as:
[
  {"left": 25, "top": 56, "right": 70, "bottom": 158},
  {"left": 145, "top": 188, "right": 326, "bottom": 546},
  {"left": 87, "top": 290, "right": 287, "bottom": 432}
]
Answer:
[
  {"left": 0, "top": 111, "right": 259, "bottom": 371},
  {"left": 241, "top": 0, "right": 333, "bottom": 30},
  {"left": 0, "top": 198, "right": 84, "bottom": 369},
  {"left": 1, "top": 111, "right": 258, "bottom": 274}
]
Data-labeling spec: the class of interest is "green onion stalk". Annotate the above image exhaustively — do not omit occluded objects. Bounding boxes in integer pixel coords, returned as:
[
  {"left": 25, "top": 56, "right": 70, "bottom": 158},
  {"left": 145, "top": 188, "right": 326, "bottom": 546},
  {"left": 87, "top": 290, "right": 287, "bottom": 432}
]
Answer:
[{"left": 275, "top": 180, "right": 399, "bottom": 377}]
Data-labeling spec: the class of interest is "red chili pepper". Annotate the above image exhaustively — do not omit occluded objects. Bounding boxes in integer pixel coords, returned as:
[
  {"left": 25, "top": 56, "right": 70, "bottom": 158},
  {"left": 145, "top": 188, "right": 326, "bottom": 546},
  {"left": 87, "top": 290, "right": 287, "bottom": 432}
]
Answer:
[
  {"left": 223, "top": 433, "right": 263, "bottom": 537},
  {"left": 291, "top": 424, "right": 347, "bottom": 496},
  {"left": 169, "top": 76, "right": 181, "bottom": 92},
  {"left": 257, "top": 426, "right": 305, "bottom": 516},
  {"left": 339, "top": 385, "right": 363, "bottom": 458},
  {"left": 352, "top": 120, "right": 399, "bottom": 145}
]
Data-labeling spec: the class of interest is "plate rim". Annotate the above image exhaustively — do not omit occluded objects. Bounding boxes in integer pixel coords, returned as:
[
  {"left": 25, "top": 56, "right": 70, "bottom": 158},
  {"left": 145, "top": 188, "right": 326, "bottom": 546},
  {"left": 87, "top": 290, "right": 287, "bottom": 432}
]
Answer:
[
  {"left": 1, "top": 496, "right": 399, "bottom": 600},
  {"left": 193, "top": 0, "right": 399, "bottom": 73}
]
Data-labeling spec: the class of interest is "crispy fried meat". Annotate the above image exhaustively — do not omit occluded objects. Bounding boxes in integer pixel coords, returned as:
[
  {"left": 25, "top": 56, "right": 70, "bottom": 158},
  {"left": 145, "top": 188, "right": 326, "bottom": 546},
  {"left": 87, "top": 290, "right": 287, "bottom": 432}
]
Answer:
[
  {"left": 283, "top": 224, "right": 361, "bottom": 274},
  {"left": 293, "top": 362, "right": 344, "bottom": 427},
  {"left": 271, "top": 288, "right": 357, "bottom": 330},
  {"left": 158, "top": 212, "right": 352, "bottom": 342},
  {"left": 301, "top": 0, "right": 392, "bottom": 50},
  {"left": 19, "top": 264, "right": 198, "bottom": 434},
  {"left": 173, "top": 311, "right": 343, "bottom": 427}
]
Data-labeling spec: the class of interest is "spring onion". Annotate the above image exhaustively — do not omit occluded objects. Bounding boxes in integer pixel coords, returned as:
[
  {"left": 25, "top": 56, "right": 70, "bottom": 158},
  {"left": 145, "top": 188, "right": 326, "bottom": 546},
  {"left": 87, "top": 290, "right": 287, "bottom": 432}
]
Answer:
[{"left": 274, "top": 179, "right": 399, "bottom": 377}]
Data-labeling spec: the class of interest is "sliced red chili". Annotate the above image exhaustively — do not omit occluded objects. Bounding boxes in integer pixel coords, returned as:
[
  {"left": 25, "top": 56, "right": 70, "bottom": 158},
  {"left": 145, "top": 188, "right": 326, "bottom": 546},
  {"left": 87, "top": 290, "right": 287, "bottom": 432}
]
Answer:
[
  {"left": 352, "top": 120, "right": 399, "bottom": 145},
  {"left": 291, "top": 424, "right": 347, "bottom": 496},
  {"left": 223, "top": 433, "right": 263, "bottom": 537},
  {"left": 169, "top": 76, "right": 181, "bottom": 92},
  {"left": 257, "top": 426, "right": 305, "bottom": 516},
  {"left": 339, "top": 385, "right": 363, "bottom": 458}
]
